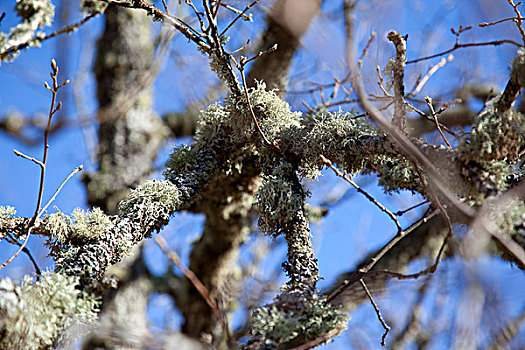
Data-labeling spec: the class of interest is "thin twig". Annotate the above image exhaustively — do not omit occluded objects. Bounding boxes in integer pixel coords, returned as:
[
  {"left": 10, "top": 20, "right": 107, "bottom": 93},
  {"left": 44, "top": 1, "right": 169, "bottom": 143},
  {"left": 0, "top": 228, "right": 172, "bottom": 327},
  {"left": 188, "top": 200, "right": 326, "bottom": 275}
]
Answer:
[
  {"left": 425, "top": 97, "right": 452, "bottom": 147},
  {"left": 394, "top": 200, "right": 430, "bottom": 216},
  {"left": 407, "top": 55, "right": 454, "bottom": 98},
  {"left": 357, "top": 31, "right": 376, "bottom": 77},
  {"left": 326, "top": 209, "right": 440, "bottom": 303},
  {"left": 229, "top": 39, "right": 250, "bottom": 54},
  {"left": 508, "top": 0, "right": 525, "bottom": 45},
  {"left": 0, "top": 59, "right": 69, "bottom": 271},
  {"left": 407, "top": 39, "right": 522, "bottom": 64},
  {"left": 103, "top": 0, "right": 211, "bottom": 52},
  {"left": 411, "top": 166, "right": 454, "bottom": 274},
  {"left": 219, "top": 0, "right": 259, "bottom": 37},
  {"left": 161, "top": 0, "right": 170, "bottom": 15},
  {"left": 39, "top": 165, "right": 83, "bottom": 216},
  {"left": 405, "top": 102, "right": 459, "bottom": 139},
  {"left": 376, "top": 65, "right": 393, "bottom": 97},
  {"left": 360, "top": 279, "right": 390, "bottom": 347},
  {"left": 13, "top": 149, "right": 44, "bottom": 168},
  {"left": 479, "top": 16, "right": 525, "bottom": 27},
  {"left": 220, "top": 2, "right": 252, "bottom": 20},
  {"left": 320, "top": 155, "right": 402, "bottom": 233},
  {"left": 0, "top": 11, "right": 101, "bottom": 60},
  {"left": 5, "top": 233, "right": 41, "bottom": 279},
  {"left": 235, "top": 46, "right": 278, "bottom": 147},
  {"left": 239, "top": 66, "right": 272, "bottom": 146},
  {"left": 155, "top": 236, "right": 234, "bottom": 348}
]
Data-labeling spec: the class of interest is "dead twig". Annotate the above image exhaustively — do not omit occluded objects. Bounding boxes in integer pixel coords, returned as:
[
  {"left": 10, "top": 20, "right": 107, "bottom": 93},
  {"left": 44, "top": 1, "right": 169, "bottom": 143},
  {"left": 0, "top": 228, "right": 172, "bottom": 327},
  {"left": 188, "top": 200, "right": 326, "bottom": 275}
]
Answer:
[
  {"left": 360, "top": 278, "right": 390, "bottom": 347},
  {"left": 288, "top": 324, "right": 347, "bottom": 350},
  {"left": 394, "top": 200, "right": 430, "bottom": 216}
]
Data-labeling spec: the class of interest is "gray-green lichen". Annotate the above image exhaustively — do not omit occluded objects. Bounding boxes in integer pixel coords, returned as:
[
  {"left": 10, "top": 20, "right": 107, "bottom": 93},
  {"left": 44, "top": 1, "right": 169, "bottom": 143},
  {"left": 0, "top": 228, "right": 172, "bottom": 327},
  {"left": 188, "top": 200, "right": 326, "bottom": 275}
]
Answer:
[
  {"left": 1, "top": 0, "right": 55, "bottom": 62},
  {"left": 163, "top": 145, "right": 198, "bottom": 178},
  {"left": 231, "top": 82, "right": 302, "bottom": 141},
  {"left": 118, "top": 179, "right": 181, "bottom": 232},
  {"left": 489, "top": 197, "right": 525, "bottom": 236},
  {"left": 80, "top": 0, "right": 108, "bottom": 14},
  {"left": 460, "top": 107, "right": 525, "bottom": 162},
  {"left": 0, "top": 272, "right": 99, "bottom": 350},
  {"left": 374, "top": 157, "right": 424, "bottom": 194},
  {"left": 250, "top": 293, "right": 347, "bottom": 347},
  {"left": 280, "top": 111, "right": 381, "bottom": 178},
  {"left": 256, "top": 163, "right": 305, "bottom": 236},
  {"left": 45, "top": 207, "right": 111, "bottom": 248},
  {"left": 0, "top": 206, "right": 17, "bottom": 232}
]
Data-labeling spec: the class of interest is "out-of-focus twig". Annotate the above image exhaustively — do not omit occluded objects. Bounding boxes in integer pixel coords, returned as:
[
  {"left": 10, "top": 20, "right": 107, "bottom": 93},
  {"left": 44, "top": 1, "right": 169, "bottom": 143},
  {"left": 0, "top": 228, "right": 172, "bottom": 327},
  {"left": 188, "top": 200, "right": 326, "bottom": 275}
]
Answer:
[{"left": 155, "top": 236, "right": 234, "bottom": 348}]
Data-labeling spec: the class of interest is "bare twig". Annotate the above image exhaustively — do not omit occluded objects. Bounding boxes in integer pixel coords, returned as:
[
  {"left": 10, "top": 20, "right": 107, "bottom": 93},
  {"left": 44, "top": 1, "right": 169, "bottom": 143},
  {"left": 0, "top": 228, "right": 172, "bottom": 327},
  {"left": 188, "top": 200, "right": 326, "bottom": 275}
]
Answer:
[
  {"left": 155, "top": 236, "right": 234, "bottom": 348},
  {"left": 103, "top": 0, "right": 211, "bottom": 52},
  {"left": 39, "top": 165, "right": 83, "bottom": 216},
  {"left": 480, "top": 16, "right": 525, "bottom": 27},
  {"left": 394, "top": 200, "right": 430, "bottom": 216},
  {"left": 425, "top": 97, "right": 452, "bottom": 147},
  {"left": 407, "top": 55, "right": 454, "bottom": 98},
  {"left": 0, "top": 59, "right": 69, "bottom": 271},
  {"left": 357, "top": 32, "right": 376, "bottom": 77},
  {"left": 219, "top": 2, "right": 252, "bottom": 20},
  {"left": 508, "top": 0, "right": 525, "bottom": 45},
  {"left": 4, "top": 232, "right": 41, "bottom": 279},
  {"left": 219, "top": 0, "right": 259, "bottom": 37},
  {"left": 13, "top": 149, "right": 44, "bottom": 168},
  {"left": 376, "top": 65, "right": 393, "bottom": 98},
  {"left": 326, "top": 209, "right": 441, "bottom": 303},
  {"left": 360, "top": 279, "right": 390, "bottom": 347},
  {"left": 320, "top": 155, "right": 402, "bottom": 233},
  {"left": 407, "top": 39, "right": 522, "bottom": 64},
  {"left": 235, "top": 46, "right": 278, "bottom": 146}
]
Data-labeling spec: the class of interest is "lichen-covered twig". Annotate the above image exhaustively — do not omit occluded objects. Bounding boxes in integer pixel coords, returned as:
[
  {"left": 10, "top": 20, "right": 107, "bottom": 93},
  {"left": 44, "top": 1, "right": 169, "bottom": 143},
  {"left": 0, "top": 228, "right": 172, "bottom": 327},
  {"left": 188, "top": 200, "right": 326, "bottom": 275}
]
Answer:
[
  {"left": 0, "top": 11, "right": 101, "bottom": 61},
  {"left": 387, "top": 31, "right": 407, "bottom": 131}
]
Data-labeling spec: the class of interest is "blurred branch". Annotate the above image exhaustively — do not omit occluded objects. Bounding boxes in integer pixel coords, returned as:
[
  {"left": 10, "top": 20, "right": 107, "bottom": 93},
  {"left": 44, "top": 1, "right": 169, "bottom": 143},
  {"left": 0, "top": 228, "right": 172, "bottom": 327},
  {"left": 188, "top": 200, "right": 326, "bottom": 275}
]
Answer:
[{"left": 0, "top": 11, "right": 102, "bottom": 60}]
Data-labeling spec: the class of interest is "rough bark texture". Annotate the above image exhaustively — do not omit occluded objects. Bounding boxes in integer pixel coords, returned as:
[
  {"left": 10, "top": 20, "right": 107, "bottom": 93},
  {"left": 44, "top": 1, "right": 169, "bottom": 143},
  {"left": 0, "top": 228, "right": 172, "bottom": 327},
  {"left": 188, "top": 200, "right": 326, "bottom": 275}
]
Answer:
[
  {"left": 82, "top": 5, "right": 168, "bottom": 214},
  {"left": 80, "top": 6, "right": 166, "bottom": 349}
]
